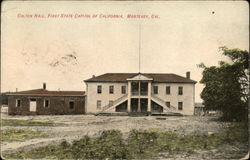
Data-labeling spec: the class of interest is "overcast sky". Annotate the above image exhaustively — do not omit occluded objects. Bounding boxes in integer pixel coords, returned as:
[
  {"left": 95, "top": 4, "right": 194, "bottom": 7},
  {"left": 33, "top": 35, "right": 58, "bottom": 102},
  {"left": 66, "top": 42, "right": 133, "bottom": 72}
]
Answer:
[{"left": 1, "top": 1, "right": 249, "bottom": 102}]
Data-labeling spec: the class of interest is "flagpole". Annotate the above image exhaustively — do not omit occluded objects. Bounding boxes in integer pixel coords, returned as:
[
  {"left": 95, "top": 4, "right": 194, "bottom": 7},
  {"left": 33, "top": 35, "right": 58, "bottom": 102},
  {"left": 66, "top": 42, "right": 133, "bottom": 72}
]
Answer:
[
  {"left": 139, "top": 24, "right": 141, "bottom": 73},
  {"left": 138, "top": 24, "right": 141, "bottom": 112}
]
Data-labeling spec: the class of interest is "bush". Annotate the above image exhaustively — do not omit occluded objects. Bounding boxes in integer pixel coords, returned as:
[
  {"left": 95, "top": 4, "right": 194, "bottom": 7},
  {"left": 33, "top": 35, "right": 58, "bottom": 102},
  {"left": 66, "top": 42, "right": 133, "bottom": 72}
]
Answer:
[
  {"left": 72, "top": 130, "right": 127, "bottom": 159},
  {"left": 3, "top": 126, "right": 248, "bottom": 159},
  {"left": 71, "top": 135, "right": 94, "bottom": 159},
  {"left": 127, "top": 129, "right": 160, "bottom": 159}
]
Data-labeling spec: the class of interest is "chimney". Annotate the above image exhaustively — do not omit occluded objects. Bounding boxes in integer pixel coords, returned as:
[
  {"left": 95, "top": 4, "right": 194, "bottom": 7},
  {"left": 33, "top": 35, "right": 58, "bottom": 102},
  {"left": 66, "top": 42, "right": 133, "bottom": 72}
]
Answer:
[
  {"left": 16, "top": 88, "right": 18, "bottom": 92},
  {"left": 92, "top": 75, "right": 95, "bottom": 78},
  {"left": 43, "top": 83, "right": 46, "bottom": 90},
  {"left": 186, "top": 72, "right": 190, "bottom": 79}
]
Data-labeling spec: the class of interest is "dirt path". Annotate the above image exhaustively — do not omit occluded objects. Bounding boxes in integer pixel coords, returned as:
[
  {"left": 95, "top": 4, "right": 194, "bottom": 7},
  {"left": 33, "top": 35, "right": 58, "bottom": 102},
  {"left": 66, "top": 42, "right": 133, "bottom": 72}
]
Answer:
[{"left": 1, "top": 107, "right": 226, "bottom": 154}]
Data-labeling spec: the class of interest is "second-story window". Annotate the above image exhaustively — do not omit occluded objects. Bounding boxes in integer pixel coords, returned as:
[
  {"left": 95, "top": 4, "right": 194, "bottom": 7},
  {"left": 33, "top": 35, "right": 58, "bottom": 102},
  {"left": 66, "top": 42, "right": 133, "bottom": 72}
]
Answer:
[
  {"left": 109, "top": 85, "right": 114, "bottom": 94},
  {"left": 153, "top": 86, "right": 158, "bottom": 94},
  {"left": 166, "top": 86, "right": 171, "bottom": 94},
  {"left": 178, "top": 86, "right": 183, "bottom": 95},
  {"left": 121, "top": 86, "right": 126, "bottom": 94},
  {"left": 97, "top": 85, "right": 102, "bottom": 94}
]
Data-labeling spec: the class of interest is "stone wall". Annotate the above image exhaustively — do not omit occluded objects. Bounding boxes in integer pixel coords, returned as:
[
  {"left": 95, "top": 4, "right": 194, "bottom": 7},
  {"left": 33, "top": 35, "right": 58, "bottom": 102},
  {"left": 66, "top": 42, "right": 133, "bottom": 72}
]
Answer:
[{"left": 8, "top": 95, "right": 85, "bottom": 115}]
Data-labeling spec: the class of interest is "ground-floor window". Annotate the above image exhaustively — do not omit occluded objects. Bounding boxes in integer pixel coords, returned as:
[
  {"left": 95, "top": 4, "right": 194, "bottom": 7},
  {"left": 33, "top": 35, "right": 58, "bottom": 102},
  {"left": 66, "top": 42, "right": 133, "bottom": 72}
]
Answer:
[
  {"left": 178, "top": 102, "right": 183, "bottom": 110},
  {"left": 97, "top": 100, "right": 101, "bottom": 109},
  {"left": 44, "top": 99, "right": 49, "bottom": 108},
  {"left": 165, "top": 101, "right": 170, "bottom": 108},
  {"left": 16, "top": 99, "right": 21, "bottom": 107},
  {"left": 69, "top": 101, "right": 75, "bottom": 109},
  {"left": 109, "top": 100, "right": 113, "bottom": 106}
]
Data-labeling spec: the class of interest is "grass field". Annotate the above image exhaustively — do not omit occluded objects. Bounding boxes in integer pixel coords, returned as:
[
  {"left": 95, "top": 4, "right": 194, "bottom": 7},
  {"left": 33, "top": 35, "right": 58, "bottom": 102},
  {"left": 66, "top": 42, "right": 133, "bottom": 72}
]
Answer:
[
  {"left": 3, "top": 122, "right": 248, "bottom": 159},
  {"left": 1, "top": 119, "right": 62, "bottom": 126},
  {"left": 1, "top": 128, "right": 48, "bottom": 142}
]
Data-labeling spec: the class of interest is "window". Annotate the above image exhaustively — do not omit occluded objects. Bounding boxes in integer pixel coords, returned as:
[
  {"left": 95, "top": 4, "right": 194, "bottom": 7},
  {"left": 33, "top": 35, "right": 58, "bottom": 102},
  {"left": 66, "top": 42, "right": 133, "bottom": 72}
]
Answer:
[
  {"left": 16, "top": 99, "right": 21, "bottom": 107},
  {"left": 166, "top": 101, "right": 170, "bottom": 108},
  {"left": 97, "top": 85, "right": 102, "bottom": 94},
  {"left": 69, "top": 101, "right": 75, "bottom": 109},
  {"left": 178, "top": 102, "right": 183, "bottom": 110},
  {"left": 109, "top": 85, "right": 114, "bottom": 94},
  {"left": 44, "top": 100, "right": 49, "bottom": 108},
  {"left": 153, "top": 86, "right": 158, "bottom": 94},
  {"left": 166, "top": 86, "right": 171, "bottom": 94},
  {"left": 121, "top": 86, "right": 126, "bottom": 94},
  {"left": 109, "top": 100, "right": 113, "bottom": 106},
  {"left": 97, "top": 100, "right": 101, "bottom": 109},
  {"left": 178, "top": 86, "right": 183, "bottom": 95}
]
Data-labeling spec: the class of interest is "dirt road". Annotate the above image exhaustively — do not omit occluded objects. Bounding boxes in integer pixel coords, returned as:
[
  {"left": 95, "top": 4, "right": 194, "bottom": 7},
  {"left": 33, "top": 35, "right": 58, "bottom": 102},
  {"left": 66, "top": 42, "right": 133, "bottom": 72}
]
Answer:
[{"left": 1, "top": 107, "right": 226, "bottom": 154}]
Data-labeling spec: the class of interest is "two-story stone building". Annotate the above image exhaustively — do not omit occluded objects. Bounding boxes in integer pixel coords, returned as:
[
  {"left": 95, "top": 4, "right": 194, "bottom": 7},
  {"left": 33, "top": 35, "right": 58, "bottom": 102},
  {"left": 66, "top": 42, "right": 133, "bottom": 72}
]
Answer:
[{"left": 84, "top": 72, "right": 196, "bottom": 115}]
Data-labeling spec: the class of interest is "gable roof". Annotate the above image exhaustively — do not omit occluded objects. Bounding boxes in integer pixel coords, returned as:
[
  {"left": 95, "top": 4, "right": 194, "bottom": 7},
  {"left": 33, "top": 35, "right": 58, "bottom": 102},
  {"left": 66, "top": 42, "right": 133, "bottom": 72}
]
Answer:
[
  {"left": 7, "top": 89, "right": 85, "bottom": 96},
  {"left": 84, "top": 73, "right": 196, "bottom": 83},
  {"left": 126, "top": 74, "right": 153, "bottom": 81}
]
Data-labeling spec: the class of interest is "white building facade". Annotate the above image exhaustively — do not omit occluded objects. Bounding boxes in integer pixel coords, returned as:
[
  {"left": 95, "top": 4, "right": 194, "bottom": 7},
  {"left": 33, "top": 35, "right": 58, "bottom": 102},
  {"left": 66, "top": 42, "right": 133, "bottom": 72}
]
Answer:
[{"left": 84, "top": 72, "right": 196, "bottom": 115}]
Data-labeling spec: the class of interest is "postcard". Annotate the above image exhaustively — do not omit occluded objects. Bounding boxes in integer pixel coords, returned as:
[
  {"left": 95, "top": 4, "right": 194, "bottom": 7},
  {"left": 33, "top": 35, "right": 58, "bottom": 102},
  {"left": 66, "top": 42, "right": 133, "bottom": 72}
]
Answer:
[{"left": 1, "top": 1, "right": 249, "bottom": 159}]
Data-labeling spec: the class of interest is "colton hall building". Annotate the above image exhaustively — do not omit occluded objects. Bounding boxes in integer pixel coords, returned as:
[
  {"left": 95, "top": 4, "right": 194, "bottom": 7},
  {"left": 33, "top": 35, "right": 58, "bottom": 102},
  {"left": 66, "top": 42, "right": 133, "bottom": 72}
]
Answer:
[{"left": 84, "top": 72, "right": 196, "bottom": 115}]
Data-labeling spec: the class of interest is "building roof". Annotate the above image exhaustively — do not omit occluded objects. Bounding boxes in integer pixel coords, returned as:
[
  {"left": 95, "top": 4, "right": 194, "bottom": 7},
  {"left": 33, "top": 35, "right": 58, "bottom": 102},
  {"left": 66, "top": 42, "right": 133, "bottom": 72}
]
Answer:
[
  {"left": 84, "top": 73, "right": 197, "bottom": 83},
  {"left": 6, "top": 89, "right": 85, "bottom": 96}
]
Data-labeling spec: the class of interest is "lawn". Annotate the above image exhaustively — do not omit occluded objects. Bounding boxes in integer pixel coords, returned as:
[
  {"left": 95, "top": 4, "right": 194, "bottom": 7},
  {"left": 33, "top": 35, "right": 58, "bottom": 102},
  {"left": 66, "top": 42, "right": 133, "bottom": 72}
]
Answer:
[
  {"left": 3, "top": 122, "right": 248, "bottom": 159},
  {"left": 1, "top": 119, "right": 62, "bottom": 126},
  {"left": 1, "top": 128, "right": 48, "bottom": 142}
]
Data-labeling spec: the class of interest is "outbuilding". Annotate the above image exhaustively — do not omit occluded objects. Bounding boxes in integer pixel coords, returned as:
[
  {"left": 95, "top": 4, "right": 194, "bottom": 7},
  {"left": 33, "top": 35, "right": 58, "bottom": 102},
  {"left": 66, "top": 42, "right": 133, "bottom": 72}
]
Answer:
[{"left": 7, "top": 83, "right": 85, "bottom": 115}]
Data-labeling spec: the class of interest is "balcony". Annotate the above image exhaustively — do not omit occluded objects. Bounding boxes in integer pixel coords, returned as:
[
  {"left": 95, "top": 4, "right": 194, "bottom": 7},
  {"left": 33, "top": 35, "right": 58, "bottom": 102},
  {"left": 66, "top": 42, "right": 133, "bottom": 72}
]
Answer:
[
  {"left": 131, "top": 81, "right": 149, "bottom": 96},
  {"left": 131, "top": 91, "right": 148, "bottom": 96},
  {"left": 140, "top": 91, "right": 148, "bottom": 96},
  {"left": 132, "top": 91, "right": 139, "bottom": 96}
]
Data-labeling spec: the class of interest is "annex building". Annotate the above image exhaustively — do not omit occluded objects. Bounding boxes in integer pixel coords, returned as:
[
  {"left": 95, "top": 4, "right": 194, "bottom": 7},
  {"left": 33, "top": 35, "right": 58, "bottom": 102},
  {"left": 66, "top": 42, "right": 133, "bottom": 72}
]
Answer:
[
  {"left": 7, "top": 83, "right": 85, "bottom": 115},
  {"left": 84, "top": 72, "right": 196, "bottom": 115}
]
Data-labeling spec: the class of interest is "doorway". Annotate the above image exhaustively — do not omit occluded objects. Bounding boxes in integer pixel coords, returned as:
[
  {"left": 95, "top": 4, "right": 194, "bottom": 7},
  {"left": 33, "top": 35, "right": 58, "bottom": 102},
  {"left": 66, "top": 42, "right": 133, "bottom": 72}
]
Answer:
[
  {"left": 29, "top": 98, "right": 37, "bottom": 112},
  {"left": 131, "top": 98, "right": 148, "bottom": 113},
  {"left": 131, "top": 99, "right": 138, "bottom": 112},
  {"left": 140, "top": 99, "right": 148, "bottom": 112}
]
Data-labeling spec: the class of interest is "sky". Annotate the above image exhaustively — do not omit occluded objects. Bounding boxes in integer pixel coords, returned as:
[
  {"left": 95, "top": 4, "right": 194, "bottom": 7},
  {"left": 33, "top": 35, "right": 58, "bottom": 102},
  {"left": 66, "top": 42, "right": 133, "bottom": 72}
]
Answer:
[{"left": 1, "top": 1, "right": 249, "bottom": 102}]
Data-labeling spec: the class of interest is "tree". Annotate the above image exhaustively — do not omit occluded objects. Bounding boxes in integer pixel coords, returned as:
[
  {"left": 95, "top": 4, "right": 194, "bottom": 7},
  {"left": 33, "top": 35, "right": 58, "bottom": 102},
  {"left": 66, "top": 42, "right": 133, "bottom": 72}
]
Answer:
[{"left": 199, "top": 47, "right": 249, "bottom": 121}]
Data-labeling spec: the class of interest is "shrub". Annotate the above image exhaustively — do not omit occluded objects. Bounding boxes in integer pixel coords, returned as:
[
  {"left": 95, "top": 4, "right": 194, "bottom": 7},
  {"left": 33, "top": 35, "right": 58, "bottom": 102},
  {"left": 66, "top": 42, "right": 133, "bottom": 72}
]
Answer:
[
  {"left": 127, "top": 129, "right": 160, "bottom": 159},
  {"left": 71, "top": 130, "right": 127, "bottom": 159},
  {"left": 3, "top": 125, "right": 248, "bottom": 159}
]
